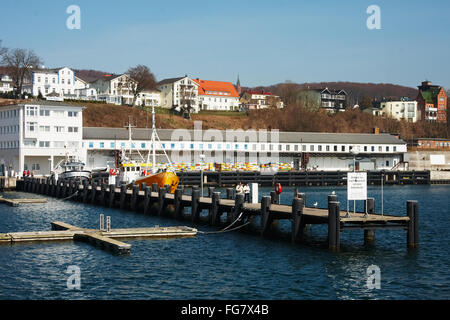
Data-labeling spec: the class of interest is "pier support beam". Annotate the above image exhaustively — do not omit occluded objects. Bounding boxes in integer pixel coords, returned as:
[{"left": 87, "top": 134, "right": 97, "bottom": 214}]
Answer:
[
  {"left": 407, "top": 200, "right": 419, "bottom": 249},
  {"left": 260, "top": 196, "right": 272, "bottom": 237},
  {"left": 364, "top": 198, "right": 375, "bottom": 246},
  {"left": 291, "top": 198, "right": 304, "bottom": 244},
  {"left": 328, "top": 201, "right": 340, "bottom": 252},
  {"left": 191, "top": 189, "right": 201, "bottom": 223},
  {"left": 270, "top": 191, "right": 280, "bottom": 204}
]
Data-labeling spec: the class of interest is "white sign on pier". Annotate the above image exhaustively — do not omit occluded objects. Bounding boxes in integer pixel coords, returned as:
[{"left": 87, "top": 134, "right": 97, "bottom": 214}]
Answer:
[{"left": 347, "top": 172, "right": 367, "bottom": 201}]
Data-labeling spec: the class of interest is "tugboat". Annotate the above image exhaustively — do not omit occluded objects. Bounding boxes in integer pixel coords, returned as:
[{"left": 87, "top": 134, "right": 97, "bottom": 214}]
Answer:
[{"left": 114, "top": 110, "right": 179, "bottom": 193}]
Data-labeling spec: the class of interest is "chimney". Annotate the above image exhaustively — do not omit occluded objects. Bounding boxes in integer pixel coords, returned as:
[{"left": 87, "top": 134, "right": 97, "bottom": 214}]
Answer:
[{"left": 373, "top": 127, "right": 380, "bottom": 135}]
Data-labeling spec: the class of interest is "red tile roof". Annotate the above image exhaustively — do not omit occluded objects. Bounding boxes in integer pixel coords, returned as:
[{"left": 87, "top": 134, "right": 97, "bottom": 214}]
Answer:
[{"left": 193, "top": 78, "right": 239, "bottom": 98}]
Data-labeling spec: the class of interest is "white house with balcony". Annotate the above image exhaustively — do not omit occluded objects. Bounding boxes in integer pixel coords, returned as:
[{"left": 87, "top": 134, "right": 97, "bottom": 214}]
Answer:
[
  {"left": 0, "top": 100, "right": 85, "bottom": 176},
  {"left": 157, "top": 76, "right": 200, "bottom": 113},
  {"left": 135, "top": 89, "right": 161, "bottom": 107},
  {"left": 90, "top": 74, "right": 137, "bottom": 105},
  {"left": 22, "top": 67, "right": 87, "bottom": 98},
  {"left": 0, "top": 74, "right": 13, "bottom": 94}
]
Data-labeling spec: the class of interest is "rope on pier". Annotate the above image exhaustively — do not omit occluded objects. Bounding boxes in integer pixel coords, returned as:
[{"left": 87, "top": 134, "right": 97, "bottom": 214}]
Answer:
[
  {"left": 61, "top": 191, "right": 79, "bottom": 201},
  {"left": 198, "top": 212, "right": 253, "bottom": 235}
]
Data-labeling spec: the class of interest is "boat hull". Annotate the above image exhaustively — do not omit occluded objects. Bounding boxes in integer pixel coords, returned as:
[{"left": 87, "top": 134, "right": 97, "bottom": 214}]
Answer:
[{"left": 135, "top": 172, "right": 179, "bottom": 193}]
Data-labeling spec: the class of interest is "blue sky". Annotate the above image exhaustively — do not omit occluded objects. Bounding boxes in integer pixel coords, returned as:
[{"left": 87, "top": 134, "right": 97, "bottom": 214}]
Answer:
[{"left": 1, "top": 0, "right": 449, "bottom": 89}]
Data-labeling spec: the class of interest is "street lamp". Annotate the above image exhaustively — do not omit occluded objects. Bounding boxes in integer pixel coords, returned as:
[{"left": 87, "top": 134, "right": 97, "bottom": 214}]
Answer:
[{"left": 350, "top": 146, "right": 359, "bottom": 215}]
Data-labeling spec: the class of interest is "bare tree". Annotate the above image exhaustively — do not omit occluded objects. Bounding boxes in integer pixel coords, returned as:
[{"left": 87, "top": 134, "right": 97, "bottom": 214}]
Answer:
[
  {"left": 126, "top": 65, "right": 156, "bottom": 106},
  {"left": 0, "top": 40, "right": 7, "bottom": 57},
  {"left": 1, "top": 48, "right": 42, "bottom": 96}
]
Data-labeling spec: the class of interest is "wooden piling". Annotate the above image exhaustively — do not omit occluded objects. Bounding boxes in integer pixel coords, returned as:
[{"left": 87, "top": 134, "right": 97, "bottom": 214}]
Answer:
[
  {"left": 108, "top": 184, "right": 115, "bottom": 208},
  {"left": 119, "top": 184, "right": 127, "bottom": 210},
  {"left": 158, "top": 187, "right": 166, "bottom": 216},
  {"left": 208, "top": 187, "right": 215, "bottom": 197},
  {"left": 291, "top": 198, "right": 304, "bottom": 244},
  {"left": 174, "top": 188, "right": 183, "bottom": 220},
  {"left": 82, "top": 181, "right": 89, "bottom": 203},
  {"left": 90, "top": 181, "right": 97, "bottom": 204},
  {"left": 191, "top": 189, "right": 201, "bottom": 223},
  {"left": 143, "top": 186, "right": 151, "bottom": 214},
  {"left": 131, "top": 185, "right": 139, "bottom": 211},
  {"left": 364, "top": 198, "right": 375, "bottom": 245},
  {"left": 328, "top": 201, "right": 340, "bottom": 252},
  {"left": 407, "top": 200, "right": 419, "bottom": 249},
  {"left": 260, "top": 196, "right": 272, "bottom": 237},
  {"left": 226, "top": 188, "right": 235, "bottom": 200},
  {"left": 152, "top": 183, "right": 159, "bottom": 192},
  {"left": 210, "top": 192, "right": 221, "bottom": 226},
  {"left": 270, "top": 191, "right": 280, "bottom": 204}
]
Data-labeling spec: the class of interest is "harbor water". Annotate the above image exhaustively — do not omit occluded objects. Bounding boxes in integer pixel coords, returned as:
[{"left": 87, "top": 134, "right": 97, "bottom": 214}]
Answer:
[{"left": 0, "top": 185, "right": 449, "bottom": 300}]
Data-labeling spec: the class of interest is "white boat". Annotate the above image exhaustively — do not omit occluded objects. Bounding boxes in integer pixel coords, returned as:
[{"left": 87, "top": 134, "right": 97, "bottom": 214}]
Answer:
[{"left": 52, "top": 159, "right": 91, "bottom": 182}]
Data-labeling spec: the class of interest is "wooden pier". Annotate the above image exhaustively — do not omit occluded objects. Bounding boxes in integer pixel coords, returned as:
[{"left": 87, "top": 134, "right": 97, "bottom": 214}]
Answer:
[
  {"left": 0, "top": 220, "right": 197, "bottom": 254},
  {"left": 15, "top": 177, "right": 420, "bottom": 251}
]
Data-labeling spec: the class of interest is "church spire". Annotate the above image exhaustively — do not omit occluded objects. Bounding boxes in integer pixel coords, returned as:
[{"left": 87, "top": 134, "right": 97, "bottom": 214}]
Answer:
[{"left": 236, "top": 74, "right": 241, "bottom": 95}]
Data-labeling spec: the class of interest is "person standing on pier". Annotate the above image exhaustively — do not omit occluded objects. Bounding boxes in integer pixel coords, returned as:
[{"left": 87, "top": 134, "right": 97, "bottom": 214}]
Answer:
[
  {"left": 236, "top": 182, "right": 244, "bottom": 196},
  {"left": 243, "top": 183, "right": 250, "bottom": 202}
]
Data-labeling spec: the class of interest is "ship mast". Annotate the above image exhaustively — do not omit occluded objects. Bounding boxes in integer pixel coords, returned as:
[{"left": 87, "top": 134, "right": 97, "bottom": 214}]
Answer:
[{"left": 146, "top": 105, "right": 173, "bottom": 174}]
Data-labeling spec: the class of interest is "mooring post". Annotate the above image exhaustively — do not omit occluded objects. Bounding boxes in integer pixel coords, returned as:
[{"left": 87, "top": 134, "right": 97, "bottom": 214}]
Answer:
[
  {"left": 260, "top": 196, "right": 272, "bottom": 237},
  {"left": 143, "top": 186, "right": 151, "bottom": 214},
  {"left": 106, "top": 216, "right": 111, "bottom": 232},
  {"left": 152, "top": 183, "right": 159, "bottom": 193},
  {"left": 119, "top": 184, "right": 127, "bottom": 210},
  {"left": 328, "top": 201, "right": 340, "bottom": 252},
  {"left": 61, "top": 180, "right": 67, "bottom": 198},
  {"left": 232, "top": 193, "right": 245, "bottom": 225},
  {"left": 81, "top": 180, "right": 89, "bottom": 203},
  {"left": 291, "top": 198, "right": 304, "bottom": 244},
  {"left": 191, "top": 189, "right": 201, "bottom": 223},
  {"left": 108, "top": 184, "right": 115, "bottom": 208},
  {"left": 158, "top": 187, "right": 166, "bottom": 216},
  {"left": 68, "top": 180, "right": 73, "bottom": 197},
  {"left": 210, "top": 191, "right": 221, "bottom": 226},
  {"left": 174, "top": 188, "right": 183, "bottom": 220},
  {"left": 164, "top": 184, "right": 171, "bottom": 193},
  {"left": 131, "top": 184, "right": 139, "bottom": 211},
  {"left": 270, "top": 191, "right": 280, "bottom": 204},
  {"left": 407, "top": 200, "right": 419, "bottom": 249},
  {"left": 364, "top": 198, "right": 376, "bottom": 245},
  {"left": 100, "top": 214, "right": 105, "bottom": 231},
  {"left": 141, "top": 182, "right": 147, "bottom": 191},
  {"left": 226, "top": 188, "right": 235, "bottom": 200}
]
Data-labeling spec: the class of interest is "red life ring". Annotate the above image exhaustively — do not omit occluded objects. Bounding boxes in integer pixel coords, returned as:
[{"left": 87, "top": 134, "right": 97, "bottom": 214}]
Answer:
[
  {"left": 275, "top": 183, "right": 282, "bottom": 195},
  {"left": 109, "top": 169, "right": 115, "bottom": 176}
]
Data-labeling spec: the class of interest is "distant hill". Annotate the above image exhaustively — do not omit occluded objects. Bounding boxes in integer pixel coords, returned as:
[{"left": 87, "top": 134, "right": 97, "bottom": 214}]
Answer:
[{"left": 246, "top": 81, "right": 419, "bottom": 106}]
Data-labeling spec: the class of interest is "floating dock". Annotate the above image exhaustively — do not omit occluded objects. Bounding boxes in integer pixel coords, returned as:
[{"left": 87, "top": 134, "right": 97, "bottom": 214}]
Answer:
[
  {"left": 0, "top": 196, "right": 47, "bottom": 207},
  {"left": 0, "top": 220, "right": 197, "bottom": 254},
  {"left": 15, "top": 177, "right": 420, "bottom": 251}
]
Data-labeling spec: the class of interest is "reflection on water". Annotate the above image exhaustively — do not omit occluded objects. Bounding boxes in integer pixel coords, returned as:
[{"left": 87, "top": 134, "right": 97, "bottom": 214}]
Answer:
[{"left": 1, "top": 185, "right": 450, "bottom": 299}]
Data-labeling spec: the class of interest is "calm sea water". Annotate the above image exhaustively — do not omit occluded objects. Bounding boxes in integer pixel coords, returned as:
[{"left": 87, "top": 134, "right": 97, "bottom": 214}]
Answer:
[{"left": 0, "top": 185, "right": 449, "bottom": 300}]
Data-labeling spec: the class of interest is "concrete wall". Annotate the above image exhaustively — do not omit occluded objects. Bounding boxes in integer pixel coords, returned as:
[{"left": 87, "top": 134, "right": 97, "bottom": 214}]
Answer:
[{"left": 406, "top": 151, "right": 450, "bottom": 170}]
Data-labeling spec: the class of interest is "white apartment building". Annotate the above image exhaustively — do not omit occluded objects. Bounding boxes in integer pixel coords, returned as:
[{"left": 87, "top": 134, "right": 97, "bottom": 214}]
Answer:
[
  {"left": 135, "top": 90, "right": 161, "bottom": 107},
  {"left": 0, "top": 100, "right": 85, "bottom": 176},
  {"left": 157, "top": 76, "right": 200, "bottom": 113},
  {"left": 194, "top": 78, "right": 240, "bottom": 111},
  {"left": 0, "top": 74, "right": 13, "bottom": 94},
  {"left": 90, "top": 74, "right": 137, "bottom": 105},
  {"left": 22, "top": 67, "right": 86, "bottom": 98},
  {"left": 380, "top": 99, "right": 418, "bottom": 123}
]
